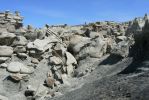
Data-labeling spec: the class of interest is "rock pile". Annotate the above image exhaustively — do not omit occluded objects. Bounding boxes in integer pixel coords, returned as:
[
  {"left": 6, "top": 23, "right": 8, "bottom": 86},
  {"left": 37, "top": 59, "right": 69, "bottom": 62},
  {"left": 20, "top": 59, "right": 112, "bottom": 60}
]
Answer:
[
  {"left": 0, "top": 11, "right": 78, "bottom": 99},
  {"left": 0, "top": 11, "right": 148, "bottom": 100}
]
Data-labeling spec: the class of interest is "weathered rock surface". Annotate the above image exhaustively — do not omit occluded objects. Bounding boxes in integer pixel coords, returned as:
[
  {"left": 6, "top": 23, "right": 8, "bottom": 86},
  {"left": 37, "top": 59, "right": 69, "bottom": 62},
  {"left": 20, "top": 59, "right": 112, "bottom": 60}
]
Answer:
[
  {"left": 7, "top": 62, "right": 33, "bottom": 74},
  {"left": 0, "top": 32, "right": 16, "bottom": 45},
  {"left": 65, "top": 51, "right": 77, "bottom": 65},
  {"left": 12, "top": 36, "right": 28, "bottom": 46},
  {"left": 0, "top": 46, "right": 13, "bottom": 57},
  {"left": 49, "top": 56, "right": 62, "bottom": 65},
  {"left": 0, "top": 11, "right": 149, "bottom": 100}
]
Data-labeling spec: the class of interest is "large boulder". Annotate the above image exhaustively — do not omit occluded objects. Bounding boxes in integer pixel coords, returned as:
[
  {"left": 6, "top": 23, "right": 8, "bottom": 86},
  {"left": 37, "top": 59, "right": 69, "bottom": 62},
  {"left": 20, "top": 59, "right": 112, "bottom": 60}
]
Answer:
[
  {"left": 68, "top": 35, "right": 91, "bottom": 54},
  {"left": 75, "top": 37, "right": 107, "bottom": 59},
  {"left": 111, "top": 41, "right": 130, "bottom": 58},
  {"left": 0, "top": 32, "right": 16, "bottom": 45},
  {"left": 27, "top": 39, "right": 53, "bottom": 52},
  {"left": 0, "top": 46, "right": 13, "bottom": 57}
]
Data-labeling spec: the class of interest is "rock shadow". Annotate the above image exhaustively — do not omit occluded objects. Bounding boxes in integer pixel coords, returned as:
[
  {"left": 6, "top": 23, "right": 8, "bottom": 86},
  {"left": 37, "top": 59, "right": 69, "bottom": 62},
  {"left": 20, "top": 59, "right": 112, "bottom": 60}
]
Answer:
[{"left": 99, "top": 54, "right": 123, "bottom": 65}]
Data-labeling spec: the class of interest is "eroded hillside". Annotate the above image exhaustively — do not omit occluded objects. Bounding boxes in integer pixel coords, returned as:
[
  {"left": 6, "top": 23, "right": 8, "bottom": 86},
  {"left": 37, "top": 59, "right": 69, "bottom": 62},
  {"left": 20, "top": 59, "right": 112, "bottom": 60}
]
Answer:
[{"left": 0, "top": 11, "right": 149, "bottom": 100}]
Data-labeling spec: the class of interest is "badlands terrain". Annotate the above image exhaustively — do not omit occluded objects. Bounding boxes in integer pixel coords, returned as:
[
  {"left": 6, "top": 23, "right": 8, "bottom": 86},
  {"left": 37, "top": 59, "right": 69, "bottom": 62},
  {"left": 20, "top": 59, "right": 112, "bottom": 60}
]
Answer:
[{"left": 0, "top": 11, "right": 149, "bottom": 100}]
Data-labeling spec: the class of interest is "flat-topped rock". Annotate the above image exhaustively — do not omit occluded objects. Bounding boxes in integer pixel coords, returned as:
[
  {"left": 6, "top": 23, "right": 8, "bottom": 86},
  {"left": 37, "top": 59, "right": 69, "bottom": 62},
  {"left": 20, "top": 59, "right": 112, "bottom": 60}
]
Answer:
[
  {"left": 7, "top": 62, "right": 33, "bottom": 74},
  {"left": 0, "top": 46, "right": 13, "bottom": 57}
]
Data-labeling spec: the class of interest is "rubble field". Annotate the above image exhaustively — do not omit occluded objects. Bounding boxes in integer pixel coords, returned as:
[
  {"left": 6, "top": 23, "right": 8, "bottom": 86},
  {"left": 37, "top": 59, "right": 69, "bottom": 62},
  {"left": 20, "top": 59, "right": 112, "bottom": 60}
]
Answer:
[{"left": 0, "top": 11, "right": 149, "bottom": 100}]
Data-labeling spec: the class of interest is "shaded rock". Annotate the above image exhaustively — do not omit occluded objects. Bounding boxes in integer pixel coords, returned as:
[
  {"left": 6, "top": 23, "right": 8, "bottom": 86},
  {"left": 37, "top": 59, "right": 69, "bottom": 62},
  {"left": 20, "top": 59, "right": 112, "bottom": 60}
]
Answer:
[
  {"left": 36, "top": 29, "right": 46, "bottom": 39},
  {"left": 14, "top": 46, "right": 26, "bottom": 53},
  {"left": 0, "top": 32, "right": 16, "bottom": 45},
  {"left": 54, "top": 71, "right": 62, "bottom": 80},
  {"left": 84, "top": 30, "right": 101, "bottom": 38},
  {"left": 12, "top": 36, "right": 28, "bottom": 46},
  {"left": 68, "top": 35, "right": 90, "bottom": 49},
  {"left": 54, "top": 80, "right": 61, "bottom": 87},
  {"left": 0, "top": 63, "right": 8, "bottom": 68},
  {"left": 7, "top": 25, "right": 16, "bottom": 33},
  {"left": 0, "top": 57, "right": 9, "bottom": 63},
  {"left": 25, "top": 85, "right": 36, "bottom": 98},
  {"left": 113, "top": 31, "right": 121, "bottom": 36},
  {"left": 15, "top": 28, "right": 26, "bottom": 36},
  {"left": 76, "top": 37, "right": 107, "bottom": 59},
  {"left": 17, "top": 53, "right": 28, "bottom": 59},
  {"left": 111, "top": 41, "right": 130, "bottom": 58},
  {"left": 0, "top": 46, "right": 13, "bottom": 57},
  {"left": 54, "top": 43, "right": 67, "bottom": 57},
  {"left": 116, "top": 36, "right": 127, "bottom": 43}
]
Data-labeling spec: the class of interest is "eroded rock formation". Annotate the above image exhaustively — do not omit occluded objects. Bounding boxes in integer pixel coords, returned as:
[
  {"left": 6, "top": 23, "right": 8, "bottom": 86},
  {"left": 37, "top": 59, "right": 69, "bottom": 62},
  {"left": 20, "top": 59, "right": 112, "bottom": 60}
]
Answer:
[{"left": 0, "top": 11, "right": 149, "bottom": 100}]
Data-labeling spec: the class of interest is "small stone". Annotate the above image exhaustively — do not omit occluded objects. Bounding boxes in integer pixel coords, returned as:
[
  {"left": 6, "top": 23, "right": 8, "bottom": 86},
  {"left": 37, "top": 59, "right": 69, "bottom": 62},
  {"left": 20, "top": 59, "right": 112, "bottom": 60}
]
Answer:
[
  {"left": 34, "top": 84, "right": 48, "bottom": 97},
  {"left": 54, "top": 81, "right": 61, "bottom": 87},
  {"left": 14, "top": 46, "right": 26, "bottom": 53},
  {"left": 53, "top": 92, "right": 63, "bottom": 97},
  {"left": 49, "top": 56, "right": 62, "bottom": 65},
  {"left": 31, "top": 58, "right": 39, "bottom": 64},
  {"left": 52, "top": 66, "right": 57, "bottom": 71},
  {"left": 116, "top": 36, "right": 127, "bottom": 43},
  {"left": 54, "top": 71, "right": 62, "bottom": 80},
  {"left": 0, "top": 63, "right": 8, "bottom": 68},
  {"left": 17, "top": 53, "right": 28, "bottom": 59},
  {"left": 25, "top": 85, "right": 36, "bottom": 97},
  {"left": 29, "top": 50, "right": 36, "bottom": 54},
  {"left": 45, "top": 77, "right": 55, "bottom": 88},
  {"left": 27, "top": 85, "right": 35, "bottom": 90},
  {"left": 0, "top": 57, "right": 9, "bottom": 63},
  {"left": 9, "top": 73, "right": 29, "bottom": 81}
]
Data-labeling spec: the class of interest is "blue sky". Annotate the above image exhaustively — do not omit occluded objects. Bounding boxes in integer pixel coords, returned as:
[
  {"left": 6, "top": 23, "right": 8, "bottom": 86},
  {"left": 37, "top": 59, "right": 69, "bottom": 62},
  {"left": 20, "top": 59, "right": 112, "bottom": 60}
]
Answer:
[{"left": 0, "top": 0, "right": 149, "bottom": 27}]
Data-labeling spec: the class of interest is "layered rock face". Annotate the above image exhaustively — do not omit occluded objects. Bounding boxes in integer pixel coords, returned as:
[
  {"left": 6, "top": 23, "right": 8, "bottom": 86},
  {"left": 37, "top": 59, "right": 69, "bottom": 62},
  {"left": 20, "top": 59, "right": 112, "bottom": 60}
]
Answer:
[
  {"left": 126, "top": 14, "right": 149, "bottom": 59},
  {"left": 0, "top": 11, "right": 149, "bottom": 100}
]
